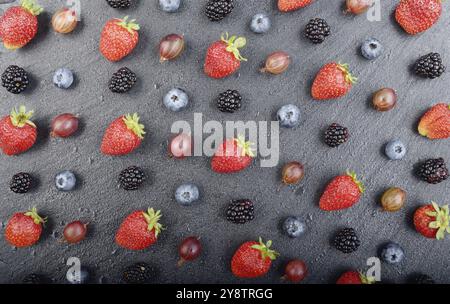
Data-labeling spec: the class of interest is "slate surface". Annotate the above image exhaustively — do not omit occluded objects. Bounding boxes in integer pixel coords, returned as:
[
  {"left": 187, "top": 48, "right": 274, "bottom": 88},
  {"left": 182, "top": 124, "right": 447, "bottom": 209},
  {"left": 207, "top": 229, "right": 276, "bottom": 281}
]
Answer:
[{"left": 0, "top": 0, "right": 449, "bottom": 284}]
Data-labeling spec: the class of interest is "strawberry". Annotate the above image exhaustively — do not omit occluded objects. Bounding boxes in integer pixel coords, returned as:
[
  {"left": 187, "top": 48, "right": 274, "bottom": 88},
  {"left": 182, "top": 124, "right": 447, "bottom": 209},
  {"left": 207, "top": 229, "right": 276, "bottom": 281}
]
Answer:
[
  {"left": 101, "top": 113, "right": 145, "bottom": 156},
  {"left": 204, "top": 33, "right": 247, "bottom": 79},
  {"left": 395, "top": 0, "right": 441, "bottom": 35},
  {"left": 336, "top": 270, "right": 375, "bottom": 284},
  {"left": 115, "top": 208, "right": 163, "bottom": 250},
  {"left": 211, "top": 137, "right": 254, "bottom": 174},
  {"left": 418, "top": 103, "right": 450, "bottom": 140},
  {"left": 99, "top": 16, "right": 140, "bottom": 62},
  {"left": 312, "top": 62, "right": 357, "bottom": 100},
  {"left": 414, "top": 202, "right": 450, "bottom": 240},
  {"left": 231, "top": 238, "right": 279, "bottom": 278},
  {"left": 319, "top": 171, "right": 365, "bottom": 211},
  {"left": 0, "top": 106, "right": 37, "bottom": 156},
  {"left": 278, "top": 0, "right": 313, "bottom": 12},
  {"left": 5, "top": 207, "right": 45, "bottom": 248},
  {"left": 0, "top": 0, "right": 43, "bottom": 50}
]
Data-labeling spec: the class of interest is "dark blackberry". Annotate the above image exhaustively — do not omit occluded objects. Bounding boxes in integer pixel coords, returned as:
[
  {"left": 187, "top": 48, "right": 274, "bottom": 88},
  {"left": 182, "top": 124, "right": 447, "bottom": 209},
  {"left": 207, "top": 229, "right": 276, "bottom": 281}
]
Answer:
[
  {"left": 409, "top": 274, "right": 435, "bottom": 284},
  {"left": 333, "top": 228, "right": 360, "bottom": 253},
  {"left": 1, "top": 65, "right": 29, "bottom": 94},
  {"left": 414, "top": 53, "right": 445, "bottom": 79},
  {"left": 417, "top": 158, "right": 448, "bottom": 184},
  {"left": 205, "top": 0, "right": 234, "bottom": 21},
  {"left": 109, "top": 67, "right": 137, "bottom": 93},
  {"left": 10, "top": 173, "right": 33, "bottom": 194},
  {"left": 324, "top": 123, "right": 349, "bottom": 147},
  {"left": 119, "top": 166, "right": 146, "bottom": 190},
  {"left": 123, "top": 262, "right": 154, "bottom": 284},
  {"left": 226, "top": 199, "right": 254, "bottom": 224},
  {"left": 106, "top": 0, "right": 131, "bottom": 8},
  {"left": 217, "top": 90, "right": 242, "bottom": 113},
  {"left": 23, "top": 273, "right": 46, "bottom": 284},
  {"left": 304, "top": 18, "right": 331, "bottom": 44}
]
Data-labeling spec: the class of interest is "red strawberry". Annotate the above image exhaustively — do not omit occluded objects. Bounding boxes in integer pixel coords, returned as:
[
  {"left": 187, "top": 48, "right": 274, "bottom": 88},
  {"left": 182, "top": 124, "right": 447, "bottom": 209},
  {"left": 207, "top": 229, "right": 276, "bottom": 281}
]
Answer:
[
  {"left": 211, "top": 137, "right": 254, "bottom": 174},
  {"left": 278, "top": 0, "right": 313, "bottom": 12},
  {"left": 395, "top": 0, "right": 441, "bottom": 35},
  {"left": 204, "top": 33, "right": 247, "bottom": 79},
  {"left": 312, "top": 62, "right": 357, "bottom": 100},
  {"left": 414, "top": 202, "right": 450, "bottom": 240},
  {"left": 336, "top": 270, "right": 374, "bottom": 284},
  {"left": 101, "top": 113, "right": 145, "bottom": 156},
  {"left": 319, "top": 171, "right": 365, "bottom": 211},
  {"left": 0, "top": 0, "right": 43, "bottom": 50},
  {"left": 5, "top": 207, "right": 45, "bottom": 248},
  {"left": 99, "top": 16, "right": 140, "bottom": 62},
  {"left": 0, "top": 106, "right": 37, "bottom": 156},
  {"left": 115, "top": 208, "right": 163, "bottom": 250},
  {"left": 231, "top": 238, "right": 279, "bottom": 278},
  {"left": 418, "top": 103, "right": 450, "bottom": 140}
]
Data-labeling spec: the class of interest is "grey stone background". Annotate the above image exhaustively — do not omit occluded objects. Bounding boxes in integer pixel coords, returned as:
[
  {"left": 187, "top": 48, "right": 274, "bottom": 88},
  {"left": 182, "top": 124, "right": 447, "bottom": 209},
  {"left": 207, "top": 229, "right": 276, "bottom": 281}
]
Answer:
[{"left": 0, "top": 0, "right": 449, "bottom": 284}]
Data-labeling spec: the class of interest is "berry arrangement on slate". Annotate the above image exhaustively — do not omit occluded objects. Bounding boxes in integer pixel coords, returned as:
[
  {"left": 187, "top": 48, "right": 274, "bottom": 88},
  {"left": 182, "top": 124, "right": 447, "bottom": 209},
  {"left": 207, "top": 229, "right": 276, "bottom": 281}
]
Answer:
[{"left": 0, "top": 0, "right": 448, "bottom": 285}]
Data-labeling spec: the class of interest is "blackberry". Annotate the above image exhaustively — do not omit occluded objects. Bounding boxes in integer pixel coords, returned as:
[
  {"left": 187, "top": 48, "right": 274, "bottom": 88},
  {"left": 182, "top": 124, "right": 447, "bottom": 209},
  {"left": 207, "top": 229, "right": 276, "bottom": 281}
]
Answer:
[
  {"left": 409, "top": 274, "right": 435, "bottom": 284},
  {"left": 109, "top": 67, "right": 137, "bottom": 93},
  {"left": 205, "top": 0, "right": 234, "bottom": 21},
  {"left": 23, "top": 273, "right": 46, "bottom": 284},
  {"left": 106, "top": 0, "right": 131, "bottom": 8},
  {"left": 304, "top": 18, "right": 331, "bottom": 44},
  {"left": 119, "top": 166, "right": 146, "bottom": 190},
  {"left": 226, "top": 199, "right": 254, "bottom": 224},
  {"left": 414, "top": 53, "right": 445, "bottom": 79},
  {"left": 333, "top": 228, "right": 360, "bottom": 253},
  {"left": 123, "top": 262, "right": 154, "bottom": 284},
  {"left": 417, "top": 158, "right": 448, "bottom": 184},
  {"left": 10, "top": 173, "right": 33, "bottom": 194},
  {"left": 217, "top": 90, "right": 242, "bottom": 113},
  {"left": 1, "top": 65, "right": 29, "bottom": 94},
  {"left": 324, "top": 123, "right": 349, "bottom": 147}
]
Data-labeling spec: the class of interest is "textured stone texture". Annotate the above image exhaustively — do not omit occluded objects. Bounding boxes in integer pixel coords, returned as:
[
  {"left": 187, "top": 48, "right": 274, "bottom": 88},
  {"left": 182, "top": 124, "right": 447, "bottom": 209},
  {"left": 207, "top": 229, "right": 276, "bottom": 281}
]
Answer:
[{"left": 0, "top": 0, "right": 449, "bottom": 284}]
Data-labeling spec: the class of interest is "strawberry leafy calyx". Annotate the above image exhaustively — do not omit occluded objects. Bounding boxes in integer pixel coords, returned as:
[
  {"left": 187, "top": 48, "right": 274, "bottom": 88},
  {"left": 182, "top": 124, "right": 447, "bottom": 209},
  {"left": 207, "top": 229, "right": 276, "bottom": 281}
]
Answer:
[
  {"left": 10, "top": 106, "right": 36, "bottom": 128},
  {"left": 426, "top": 202, "right": 450, "bottom": 240},
  {"left": 123, "top": 113, "right": 145, "bottom": 139},
  {"left": 346, "top": 170, "right": 365, "bottom": 193},
  {"left": 337, "top": 62, "right": 358, "bottom": 85},
  {"left": 251, "top": 237, "right": 279, "bottom": 261},
  {"left": 359, "top": 272, "right": 376, "bottom": 284},
  {"left": 24, "top": 207, "right": 46, "bottom": 225},
  {"left": 21, "top": 0, "right": 43, "bottom": 16},
  {"left": 234, "top": 136, "right": 255, "bottom": 157},
  {"left": 221, "top": 32, "right": 247, "bottom": 62},
  {"left": 116, "top": 16, "right": 140, "bottom": 33},
  {"left": 142, "top": 208, "right": 164, "bottom": 238}
]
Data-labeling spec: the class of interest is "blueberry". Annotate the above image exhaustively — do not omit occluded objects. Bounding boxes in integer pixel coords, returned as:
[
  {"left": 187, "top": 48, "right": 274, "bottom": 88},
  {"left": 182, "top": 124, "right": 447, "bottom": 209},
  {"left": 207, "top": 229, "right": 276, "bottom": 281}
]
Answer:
[
  {"left": 250, "top": 13, "right": 271, "bottom": 34},
  {"left": 175, "top": 183, "right": 199, "bottom": 206},
  {"left": 66, "top": 267, "right": 90, "bottom": 284},
  {"left": 163, "top": 88, "right": 189, "bottom": 112},
  {"left": 380, "top": 242, "right": 405, "bottom": 264},
  {"left": 53, "top": 68, "right": 74, "bottom": 89},
  {"left": 385, "top": 139, "right": 406, "bottom": 160},
  {"left": 277, "top": 104, "right": 301, "bottom": 128},
  {"left": 361, "top": 38, "right": 383, "bottom": 60},
  {"left": 55, "top": 170, "right": 77, "bottom": 191},
  {"left": 159, "top": 0, "right": 181, "bottom": 13},
  {"left": 282, "top": 216, "right": 306, "bottom": 238}
]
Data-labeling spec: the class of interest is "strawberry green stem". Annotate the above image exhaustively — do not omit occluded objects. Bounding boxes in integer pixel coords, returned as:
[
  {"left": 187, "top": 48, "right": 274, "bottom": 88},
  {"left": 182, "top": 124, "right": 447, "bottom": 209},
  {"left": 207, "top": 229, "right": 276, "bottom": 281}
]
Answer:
[
  {"left": 251, "top": 237, "right": 279, "bottom": 261},
  {"left": 123, "top": 113, "right": 145, "bottom": 139},
  {"left": 234, "top": 136, "right": 255, "bottom": 157},
  {"left": 359, "top": 272, "right": 376, "bottom": 284},
  {"left": 10, "top": 106, "right": 36, "bottom": 128},
  {"left": 21, "top": 0, "right": 43, "bottom": 16},
  {"left": 24, "top": 207, "right": 46, "bottom": 225},
  {"left": 116, "top": 16, "right": 140, "bottom": 33},
  {"left": 346, "top": 170, "right": 365, "bottom": 193},
  {"left": 142, "top": 208, "right": 163, "bottom": 237},
  {"left": 426, "top": 202, "right": 450, "bottom": 240},
  {"left": 221, "top": 32, "right": 247, "bottom": 62},
  {"left": 337, "top": 62, "right": 357, "bottom": 84}
]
